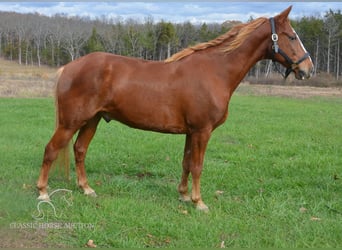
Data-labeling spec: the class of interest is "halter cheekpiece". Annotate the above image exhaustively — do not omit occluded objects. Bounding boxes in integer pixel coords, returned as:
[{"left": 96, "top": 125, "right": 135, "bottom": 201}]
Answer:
[{"left": 269, "top": 17, "right": 310, "bottom": 79}]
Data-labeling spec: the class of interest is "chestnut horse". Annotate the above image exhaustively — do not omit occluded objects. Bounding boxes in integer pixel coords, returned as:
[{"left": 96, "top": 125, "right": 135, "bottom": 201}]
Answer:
[{"left": 37, "top": 6, "right": 313, "bottom": 211}]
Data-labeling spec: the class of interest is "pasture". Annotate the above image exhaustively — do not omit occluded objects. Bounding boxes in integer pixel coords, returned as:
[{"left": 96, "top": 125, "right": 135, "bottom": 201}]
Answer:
[{"left": 0, "top": 92, "right": 341, "bottom": 247}]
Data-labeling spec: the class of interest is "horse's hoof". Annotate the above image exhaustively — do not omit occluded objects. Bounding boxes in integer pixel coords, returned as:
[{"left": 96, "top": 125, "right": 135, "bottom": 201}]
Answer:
[
  {"left": 84, "top": 188, "right": 97, "bottom": 197},
  {"left": 37, "top": 193, "right": 50, "bottom": 201},
  {"left": 195, "top": 202, "right": 209, "bottom": 213},
  {"left": 179, "top": 194, "right": 191, "bottom": 202},
  {"left": 87, "top": 191, "right": 97, "bottom": 197}
]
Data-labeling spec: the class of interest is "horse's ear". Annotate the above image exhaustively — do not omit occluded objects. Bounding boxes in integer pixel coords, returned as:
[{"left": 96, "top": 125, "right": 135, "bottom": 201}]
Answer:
[{"left": 277, "top": 6, "right": 292, "bottom": 22}]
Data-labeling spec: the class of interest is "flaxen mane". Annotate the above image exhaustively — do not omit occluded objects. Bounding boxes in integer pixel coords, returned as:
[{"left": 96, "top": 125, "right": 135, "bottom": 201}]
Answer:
[{"left": 165, "top": 17, "right": 267, "bottom": 63}]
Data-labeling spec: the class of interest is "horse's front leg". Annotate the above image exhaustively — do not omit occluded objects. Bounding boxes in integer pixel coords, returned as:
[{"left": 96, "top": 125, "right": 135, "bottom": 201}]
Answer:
[
  {"left": 74, "top": 116, "right": 101, "bottom": 197},
  {"left": 180, "top": 130, "right": 211, "bottom": 211},
  {"left": 190, "top": 130, "right": 211, "bottom": 211}
]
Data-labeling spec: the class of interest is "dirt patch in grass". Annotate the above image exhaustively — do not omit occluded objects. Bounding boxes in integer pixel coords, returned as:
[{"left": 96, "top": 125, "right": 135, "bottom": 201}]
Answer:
[{"left": 0, "top": 228, "right": 65, "bottom": 248}]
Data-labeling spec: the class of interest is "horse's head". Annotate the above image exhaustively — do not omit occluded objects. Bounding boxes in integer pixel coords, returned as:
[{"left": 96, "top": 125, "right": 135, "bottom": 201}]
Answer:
[{"left": 269, "top": 6, "right": 314, "bottom": 80}]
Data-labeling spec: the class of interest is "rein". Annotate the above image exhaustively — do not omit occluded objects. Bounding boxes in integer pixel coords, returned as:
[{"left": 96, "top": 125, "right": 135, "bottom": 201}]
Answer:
[{"left": 269, "top": 17, "right": 310, "bottom": 79}]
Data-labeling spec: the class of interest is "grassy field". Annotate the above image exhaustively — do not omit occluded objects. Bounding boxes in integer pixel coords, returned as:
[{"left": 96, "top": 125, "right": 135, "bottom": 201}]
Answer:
[{"left": 0, "top": 94, "right": 341, "bottom": 247}]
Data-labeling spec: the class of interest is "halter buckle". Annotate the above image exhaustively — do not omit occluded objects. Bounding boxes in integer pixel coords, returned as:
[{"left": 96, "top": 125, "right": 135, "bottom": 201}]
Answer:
[
  {"left": 272, "top": 44, "right": 279, "bottom": 53},
  {"left": 271, "top": 33, "right": 278, "bottom": 42}
]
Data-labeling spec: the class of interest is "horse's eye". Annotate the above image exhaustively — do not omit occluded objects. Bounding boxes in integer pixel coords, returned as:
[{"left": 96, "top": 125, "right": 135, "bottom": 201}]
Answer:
[{"left": 289, "top": 35, "right": 297, "bottom": 41}]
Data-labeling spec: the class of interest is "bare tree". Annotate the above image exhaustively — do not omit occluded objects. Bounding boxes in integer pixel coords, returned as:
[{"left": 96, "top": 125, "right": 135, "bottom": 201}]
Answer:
[
  {"left": 50, "top": 14, "right": 68, "bottom": 66},
  {"left": 61, "top": 17, "right": 91, "bottom": 61},
  {"left": 14, "top": 15, "right": 26, "bottom": 65},
  {"left": 123, "top": 18, "right": 141, "bottom": 57},
  {"left": 336, "top": 38, "right": 340, "bottom": 80},
  {"left": 324, "top": 11, "right": 339, "bottom": 74}
]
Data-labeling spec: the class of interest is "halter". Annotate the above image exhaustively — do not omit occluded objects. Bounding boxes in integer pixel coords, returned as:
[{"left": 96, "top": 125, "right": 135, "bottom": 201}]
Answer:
[{"left": 269, "top": 17, "right": 310, "bottom": 79}]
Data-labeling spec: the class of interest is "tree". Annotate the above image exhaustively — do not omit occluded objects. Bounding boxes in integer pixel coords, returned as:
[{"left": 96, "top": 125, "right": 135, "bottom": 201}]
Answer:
[
  {"left": 122, "top": 18, "right": 142, "bottom": 57},
  {"left": 14, "top": 14, "right": 26, "bottom": 65},
  {"left": 31, "top": 15, "right": 47, "bottom": 67},
  {"left": 94, "top": 17, "right": 122, "bottom": 55},
  {"left": 140, "top": 16, "right": 159, "bottom": 60},
  {"left": 61, "top": 17, "right": 91, "bottom": 61},
  {"left": 85, "top": 27, "right": 104, "bottom": 53},
  {"left": 324, "top": 11, "right": 338, "bottom": 74},
  {"left": 156, "top": 21, "right": 177, "bottom": 59}
]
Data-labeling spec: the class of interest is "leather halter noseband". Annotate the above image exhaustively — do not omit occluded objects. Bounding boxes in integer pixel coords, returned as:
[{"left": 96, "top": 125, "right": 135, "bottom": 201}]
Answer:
[{"left": 269, "top": 17, "right": 310, "bottom": 79}]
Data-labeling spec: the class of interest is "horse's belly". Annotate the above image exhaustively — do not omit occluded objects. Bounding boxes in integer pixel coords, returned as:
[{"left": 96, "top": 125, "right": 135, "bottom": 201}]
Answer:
[
  {"left": 102, "top": 79, "right": 188, "bottom": 133},
  {"left": 102, "top": 107, "right": 187, "bottom": 134}
]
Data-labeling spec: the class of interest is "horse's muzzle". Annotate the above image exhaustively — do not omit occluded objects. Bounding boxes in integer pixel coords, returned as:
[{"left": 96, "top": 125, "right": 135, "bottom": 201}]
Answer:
[
  {"left": 296, "top": 70, "right": 310, "bottom": 80},
  {"left": 295, "top": 66, "right": 313, "bottom": 80}
]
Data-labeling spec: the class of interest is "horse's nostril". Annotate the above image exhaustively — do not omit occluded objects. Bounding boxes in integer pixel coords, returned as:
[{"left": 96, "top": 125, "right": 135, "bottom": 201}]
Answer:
[
  {"left": 299, "top": 70, "right": 306, "bottom": 80},
  {"left": 297, "top": 70, "right": 311, "bottom": 80}
]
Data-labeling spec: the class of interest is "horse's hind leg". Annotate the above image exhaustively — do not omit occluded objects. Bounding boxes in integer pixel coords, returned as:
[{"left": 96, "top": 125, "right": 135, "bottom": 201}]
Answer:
[
  {"left": 178, "top": 134, "right": 191, "bottom": 202},
  {"left": 37, "top": 127, "right": 76, "bottom": 200},
  {"left": 74, "top": 115, "right": 101, "bottom": 197}
]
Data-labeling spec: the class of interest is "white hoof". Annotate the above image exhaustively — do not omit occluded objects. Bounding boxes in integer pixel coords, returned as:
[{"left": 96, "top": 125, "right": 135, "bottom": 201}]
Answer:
[
  {"left": 179, "top": 194, "right": 191, "bottom": 202},
  {"left": 84, "top": 188, "right": 97, "bottom": 197},
  {"left": 195, "top": 202, "right": 209, "bottom": 213},
  {"left": 37, "top": 193, "right": 50, "bottom": 201}
]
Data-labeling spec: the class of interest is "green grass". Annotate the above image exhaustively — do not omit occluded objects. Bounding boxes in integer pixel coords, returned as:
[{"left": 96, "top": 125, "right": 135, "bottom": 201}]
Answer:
[{"left": 0, "top": 95, "right": 341, "bottom": 248}]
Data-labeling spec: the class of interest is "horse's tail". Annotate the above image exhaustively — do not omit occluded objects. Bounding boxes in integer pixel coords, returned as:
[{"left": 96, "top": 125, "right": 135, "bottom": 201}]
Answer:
[{"left": 51, "top": 66, "right": 71, "bottom": 180}]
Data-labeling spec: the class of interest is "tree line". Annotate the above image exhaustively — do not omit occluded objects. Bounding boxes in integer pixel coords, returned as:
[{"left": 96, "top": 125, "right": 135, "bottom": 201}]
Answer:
[{"left": 0, "top": 10, "right": 341, "bottom": 81}]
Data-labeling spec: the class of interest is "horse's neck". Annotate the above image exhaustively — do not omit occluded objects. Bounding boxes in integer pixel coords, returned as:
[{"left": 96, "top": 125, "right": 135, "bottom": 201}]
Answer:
[{"left": 219, "top": 25, "right": 270, "bottom": 93}]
